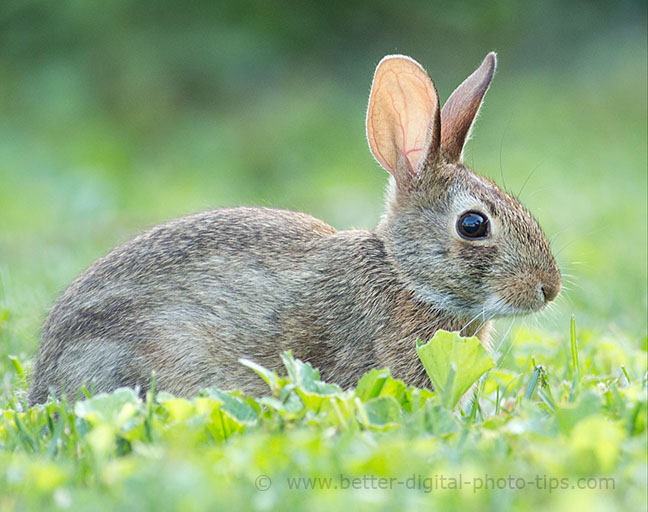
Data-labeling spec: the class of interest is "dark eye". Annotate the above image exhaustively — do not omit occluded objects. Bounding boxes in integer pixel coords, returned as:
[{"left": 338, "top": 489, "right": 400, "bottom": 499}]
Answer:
[{"left": 457, "top": 211, "right": 489, "bottom": 239}]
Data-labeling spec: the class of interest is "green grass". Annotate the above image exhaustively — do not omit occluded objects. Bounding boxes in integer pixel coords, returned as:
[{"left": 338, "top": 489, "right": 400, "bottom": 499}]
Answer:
[
  {"left": 0, "top": 20, "right": 646, "bottom": 512},
  {"left": 0, "top": 327, "right": 645, "bottom": 511}
]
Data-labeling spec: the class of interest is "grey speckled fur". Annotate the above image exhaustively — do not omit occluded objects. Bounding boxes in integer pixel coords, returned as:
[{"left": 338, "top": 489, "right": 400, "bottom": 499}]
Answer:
[{"left": 29, "top": 53, "right": 561, "bottom": 404}]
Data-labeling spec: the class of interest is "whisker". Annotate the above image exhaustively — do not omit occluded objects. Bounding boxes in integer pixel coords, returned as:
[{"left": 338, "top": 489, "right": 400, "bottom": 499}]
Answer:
[
  {"left": 553, "top": 239, "right": 581, "bottom": 259},
  {"left": 518, "top": 187, "right": 548, "bottom": 202},
  {"left": 495, "top": 316, "right": 517, "bottom": 355},
  {"left": 460, "top": 309, "right": 486, "bottom": 335},
  {"left": 473, "top": 312, "right": 497, "bottom": 337},
  {"left": 518, "top": 159, "right": 546, "bottom": 199},
  {"left": 497, "top": 316, "right": 524, "bottom": 367},
  {"left": 498, "top": 114, "right": 513, "bottom": 194},
  {"left": 548, "top": 228, "right": 571, "bottom": 245}
]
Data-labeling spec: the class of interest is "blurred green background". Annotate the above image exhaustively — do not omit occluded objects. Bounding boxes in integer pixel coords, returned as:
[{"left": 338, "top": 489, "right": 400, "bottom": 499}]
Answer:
[{"left": 0, "top": 0, "right": 646, "bottom": 369}]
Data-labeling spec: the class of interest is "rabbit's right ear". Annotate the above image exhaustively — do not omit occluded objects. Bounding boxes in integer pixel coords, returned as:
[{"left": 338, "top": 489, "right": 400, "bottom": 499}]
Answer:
[{"left": 366, "top": 56, "right": 441, "bottom": 191}]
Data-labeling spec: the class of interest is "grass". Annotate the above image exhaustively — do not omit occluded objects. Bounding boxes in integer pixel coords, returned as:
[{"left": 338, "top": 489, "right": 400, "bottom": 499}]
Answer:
[
  {"left": 0, "top": 25, "right": 646, "bottom": 512},
  {"left": 0, "top": 326, "right": 645, "bottom": 511}
]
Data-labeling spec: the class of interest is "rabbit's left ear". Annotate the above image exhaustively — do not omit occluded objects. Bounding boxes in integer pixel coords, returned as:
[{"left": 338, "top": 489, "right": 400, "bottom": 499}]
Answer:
[
  {"left": 441, "top": 52, "right": 497, "bottom": 162},
  {"left": 366, "top": 55, "right": 441, "bottom": 191}
]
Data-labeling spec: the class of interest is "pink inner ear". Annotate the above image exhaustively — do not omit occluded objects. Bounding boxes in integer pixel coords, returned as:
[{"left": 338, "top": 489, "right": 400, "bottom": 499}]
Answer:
[
  {"left": 398, "top": 71, "right": 436, "bottom": 174},
  {"left": 403, "top": 147, "right": 424, "bottom": 174},
  {"left": 367, "top": 58, "right": 438, "bottom": 183}
]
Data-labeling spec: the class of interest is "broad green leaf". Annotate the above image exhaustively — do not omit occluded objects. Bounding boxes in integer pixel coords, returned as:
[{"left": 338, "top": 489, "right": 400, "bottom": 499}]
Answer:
[
  {"left": 238, "top": 358, "right": 278, "bottom": 392},
  {"left": 203, "top": 388, "right": 258, "bottom": 424},
  {"left": 380, "top": 377, "right": 407, "bottom": 405},
  {"left": 355, "top": 368, "right": 391, "bottom": 400},
  {"left": 403, "top": 386, "right": 437, "bottom": 412},
  {"left": 258, "top": 394, "right": 304, "bottom": 415},
  {"left": 257, "top": 396, "right": 288, "bottom": 412},
  {"left": 355, "top": 368, "right": 408, "bottom": 405},
  {"left": 160, "top": 398, "right": 195, "bottom": 423},
  {"left": 75, "top": 388, "right": 143, "bottom": 428},
  {"left": 423, "top": 404, "right": 460, "bottom": 436},
  {"left": 278, "top": 385, "right": 305, "bottom": 414},
  {"left": 280, "top": 351, "right": 341, "bottom": 396},
  {"left": 362, "top": 395, "right": 402, "bottom": 426},
  {"left": 416, "top": 330, "right": 495, "bottom": 409}
]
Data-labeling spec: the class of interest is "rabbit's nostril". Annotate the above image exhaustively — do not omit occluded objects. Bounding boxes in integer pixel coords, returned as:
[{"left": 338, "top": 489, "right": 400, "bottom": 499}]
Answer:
[{"left": 541, "top": 282, "right": 560, "bottom": 303}]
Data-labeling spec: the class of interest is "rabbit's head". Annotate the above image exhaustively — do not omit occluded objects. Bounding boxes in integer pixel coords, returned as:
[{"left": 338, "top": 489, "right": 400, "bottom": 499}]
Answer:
[{"left": 367, "top": 53, "right": 561, "bottom": 321}]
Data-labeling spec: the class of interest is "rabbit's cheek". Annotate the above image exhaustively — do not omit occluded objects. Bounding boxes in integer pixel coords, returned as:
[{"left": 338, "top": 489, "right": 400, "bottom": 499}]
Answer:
[{"left": 451, "top": 242, "right": 499, "bottom": 282}]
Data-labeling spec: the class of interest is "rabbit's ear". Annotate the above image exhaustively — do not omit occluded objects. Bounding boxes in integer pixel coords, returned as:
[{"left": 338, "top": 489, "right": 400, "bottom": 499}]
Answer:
[
  {"left": 366, "top": 55, "right": 441, "bottom": 190},
  {"left": 441, "top": 52, "right": 497, "bottom": 162}
]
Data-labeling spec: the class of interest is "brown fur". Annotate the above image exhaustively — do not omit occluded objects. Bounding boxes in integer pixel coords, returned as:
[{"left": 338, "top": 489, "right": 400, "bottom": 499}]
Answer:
[{"left": 29, "top": 53, "right": 560, "bottom": 404}]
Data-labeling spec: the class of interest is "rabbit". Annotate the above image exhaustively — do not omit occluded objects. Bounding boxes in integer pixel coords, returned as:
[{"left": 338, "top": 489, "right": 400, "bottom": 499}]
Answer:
[{"left": 28, "top": 52, "right": 561, "bottom": 405}]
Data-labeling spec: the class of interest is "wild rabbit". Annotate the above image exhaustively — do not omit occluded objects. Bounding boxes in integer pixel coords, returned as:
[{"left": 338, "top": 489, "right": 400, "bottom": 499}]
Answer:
[{"left": 29, "top": 53, "right": 561, "bottom": 404}]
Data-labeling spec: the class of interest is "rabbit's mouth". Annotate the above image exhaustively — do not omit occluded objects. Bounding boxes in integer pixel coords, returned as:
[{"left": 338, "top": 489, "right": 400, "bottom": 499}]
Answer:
[
  {"left": 490, "top": 275, "right": 562, "bottom": 315},
  {"left": 484, "top": 295, "right": 544, "bottom": 317}
]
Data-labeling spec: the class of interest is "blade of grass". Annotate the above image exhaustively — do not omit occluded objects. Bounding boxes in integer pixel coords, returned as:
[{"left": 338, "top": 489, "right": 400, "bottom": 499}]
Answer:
[
  {"left": 524, "top": 366, "right": 542, "bottom": 400},
  {"left": 569, "top": 315, "right": 580, "bottom": 402},
  {"left": 145, "top": 371, "right": 156, "bottom": 443},
  {"left": 8, "top": 355, "right": 24, "bottom": 379},
  {"left": 495, "top": 386, "right": 500, "bottom": 415},
  {"left": 13, "top": 414, "right": 37, "bottom": 452},
  {"left": 46, "top": 411, "right": 66, "bottom": 458},
  {"left": 620, "top": 365, "right": 631, "bottom": 385}
]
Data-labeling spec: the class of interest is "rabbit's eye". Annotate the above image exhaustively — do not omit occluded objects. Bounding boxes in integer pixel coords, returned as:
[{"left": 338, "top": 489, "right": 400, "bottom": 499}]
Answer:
[{"left": 457, "top": 211, "right": 489, "bottom": 239}]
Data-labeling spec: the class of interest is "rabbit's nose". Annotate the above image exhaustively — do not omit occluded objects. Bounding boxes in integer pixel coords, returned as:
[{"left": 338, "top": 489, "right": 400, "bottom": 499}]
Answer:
[{"left": 540, "top": 280, "right": 560, "bottom": 303}]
